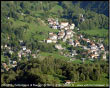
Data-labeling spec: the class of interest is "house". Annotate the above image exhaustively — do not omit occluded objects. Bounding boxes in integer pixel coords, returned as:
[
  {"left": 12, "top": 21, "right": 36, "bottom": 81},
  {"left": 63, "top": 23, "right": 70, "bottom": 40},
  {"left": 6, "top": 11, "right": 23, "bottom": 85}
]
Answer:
[
  {"left": 99, "top": 44, "right": 104, "bottom": 48},
  {"left": 1, "top": 45, "right": 3, "bottom": 49},
  {"left": 77, "top": 28, "right": 79, "bottom": 31},
  {"left": 58, "top": 31, "right": 65, "bottom": 39},
  {"left": 90, "top": 54, "right": 95, "bottom": 59},
  {"left": 4, "top": 44, "right": 7, "bottom": 48},
  {"left": 7, "top": 17, "right": 10, "bottom": 19},
  {"left": 70, "top": 23, "right": 75, "bottom": 30},
  {"left": 46, "top": 38, "right": 52, "bottom": 43},
  {"left": 49, "top": 34, "right": 57, "bottom": 40},
  {"left": 66, "top": 29, "right": 73, "bottom": 35},
  {"left": 74, "top": 40, "right": 80, "bottom": 46},
  {"left": 52, "top": 25, "right": 58, "bottom": 29},
  {"left": 100, "top": 46, "right": 105, "bottom": 51},
  {"left": 102, "top": 53, "right": 106, "bottom": 60},
  {"left": 65, "top": 80, "right": 71, "bottom": 84},
  {"left": 64, "top": 26, "right": 70, "bottom": 30},
  {"left": 60, "top": 22, "right": 69, "bottom": 29},
  {"left": 55, "top": 44, "right": 63, "bottom": 50},
  {"left": 90, "top": 54, "right": 98, "bottom": 59},
  {"left": 49, "top": 32, "right": 53, "bottom": 35},
  {"left": 22, "top": 46, "right": 26, "bottom": 51},
  {"left": 12, "top": 61, "right": 17, "bottom": 67},
  {"left": 91, "top": 45, "right": 97, "bottom": 50}
]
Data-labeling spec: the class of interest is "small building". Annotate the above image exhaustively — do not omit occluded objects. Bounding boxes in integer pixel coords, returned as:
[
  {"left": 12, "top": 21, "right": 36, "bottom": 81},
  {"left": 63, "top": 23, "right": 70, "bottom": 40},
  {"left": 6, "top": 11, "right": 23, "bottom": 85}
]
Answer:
[
  {"left": 65, "top": 80, "right": 71, "bottom": 84},
  {"left": 102, "top": 54, "right": 106, "bottom": 60},
  {"left": 46, "top": 38, "right": 52, "bottom": 43},
  {"left": 49, "top": 34, "right": 57, "bottom": 40},
  {"left": 22, "top": 46, "right": 26, "bottom": 51},
  {"left": 1, "top": 45, "right": 3, "bottom": 49},
  {"left": 70, "top": 23, "right": 75, "bottom": 30},
  {"left": 12, "top": 61, "right": 17, "bottom": 67},
  {"left": 60, "top": 22, "right": 69, "bottom": 29},
  {"left": 66, "top": 29, "right": 73, "bottom": 35},
  {"left": 74, "top": 40, "right": 80, "bottom": 46},
  {"left": 4, "top": 44, "right": 7, "bottom": 48},
  {"left": 58, "top": 31, "right": 65, "bottom": 39},
  {"left": 52, "top": 25, "right": 58, "bottom": 29}
]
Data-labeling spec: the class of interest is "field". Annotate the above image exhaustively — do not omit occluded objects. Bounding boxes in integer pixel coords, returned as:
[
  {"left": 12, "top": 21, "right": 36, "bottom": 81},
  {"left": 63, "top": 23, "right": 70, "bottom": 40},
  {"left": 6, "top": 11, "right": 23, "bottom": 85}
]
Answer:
[
  {"left": 9, "top": 17, "right": 59, "bottom": 41},
  {"left": 40, "top": 52, "right": 70, "bottom": 61},
  {"left": 80, "top": 28, "right": 108, "bottom": 37}
]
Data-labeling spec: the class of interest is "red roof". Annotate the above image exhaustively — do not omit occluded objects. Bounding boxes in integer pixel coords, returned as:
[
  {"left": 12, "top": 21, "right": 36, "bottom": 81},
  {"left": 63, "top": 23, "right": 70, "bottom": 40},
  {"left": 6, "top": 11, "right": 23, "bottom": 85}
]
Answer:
[{"left": 65, "top": 80, "right": 71, "bottom": 82}]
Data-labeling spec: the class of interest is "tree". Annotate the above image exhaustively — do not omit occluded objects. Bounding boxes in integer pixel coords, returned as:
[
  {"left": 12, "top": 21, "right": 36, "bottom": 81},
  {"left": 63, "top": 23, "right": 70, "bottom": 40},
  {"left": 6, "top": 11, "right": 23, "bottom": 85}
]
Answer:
[{"left": 79, "top": 73, "right": 85, "bottom": 81}]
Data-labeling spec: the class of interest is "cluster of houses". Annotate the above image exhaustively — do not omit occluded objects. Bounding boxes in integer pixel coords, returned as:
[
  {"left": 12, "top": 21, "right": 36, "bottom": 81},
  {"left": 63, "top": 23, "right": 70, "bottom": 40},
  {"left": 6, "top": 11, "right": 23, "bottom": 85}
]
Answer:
[
  {"left": 46, "top": 18, "right": 107, "bottom": 61},
  {"left": 1, "top": 39, "right": 39, "bottom": 72},
  {"left": 77, "top": 35, "right": 107, "bottom": 60},
  {"left": 46, "top": 18, "right": 75, "bottom": 44}
]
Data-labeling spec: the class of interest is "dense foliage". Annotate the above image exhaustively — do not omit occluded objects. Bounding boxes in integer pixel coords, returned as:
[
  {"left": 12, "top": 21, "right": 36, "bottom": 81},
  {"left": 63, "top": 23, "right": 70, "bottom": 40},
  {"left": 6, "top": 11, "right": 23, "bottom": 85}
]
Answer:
[{"left": 1, "top": 57, "right": 109, "bottom": 86}]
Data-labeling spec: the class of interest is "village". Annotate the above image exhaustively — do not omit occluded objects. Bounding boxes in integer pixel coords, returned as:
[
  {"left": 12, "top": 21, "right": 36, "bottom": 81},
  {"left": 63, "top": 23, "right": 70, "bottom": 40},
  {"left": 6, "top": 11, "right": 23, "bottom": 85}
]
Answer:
[
  {"left": 45, "top": 18, "right": 107, "bottom": 62},
  {"left": 1, "top": 17, "right": 108, "bottom": 72}
]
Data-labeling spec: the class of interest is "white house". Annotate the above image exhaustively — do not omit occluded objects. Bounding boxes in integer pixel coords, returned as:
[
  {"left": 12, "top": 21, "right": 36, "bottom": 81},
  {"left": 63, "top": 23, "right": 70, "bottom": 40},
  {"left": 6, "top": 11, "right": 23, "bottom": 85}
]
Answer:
[
  {"left": 12, "top": 61, "right": 17, "bottom": 67},
  {"left": 7, "top": 17, "right": 10, "bottom": 19},
  {"left": 49, "top": 34, "right": 57, "bottom": 40},
  {"left": 65, "top": 80, "right": 71, "bottom": 84},
  {"left": 52, "top": 25, "right": 58, "bottom": 29},
  {"left": 103, "top": 53, "right": 106, "bottom": 60},
  {"left": 60, "top": 22, "right": 69, "bottom": 29},
  {"left": 5, "top": 44, "right": 7, "bottom": 48},
  {"left": 91, "top": 45, "right": 97, "bottom": 50},
  {"left": 46, "top": 38, "right": 52, "bottom": 43},
  {"left": 22, "top": 46, "right": 26, "bottom": 51},
  {"left": 70, "top": 23, "right": 75, "bottom": 29}
]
